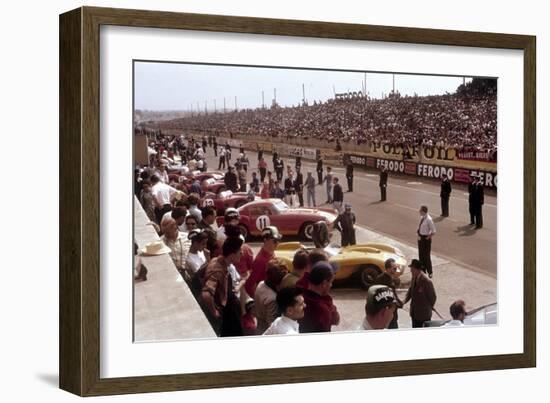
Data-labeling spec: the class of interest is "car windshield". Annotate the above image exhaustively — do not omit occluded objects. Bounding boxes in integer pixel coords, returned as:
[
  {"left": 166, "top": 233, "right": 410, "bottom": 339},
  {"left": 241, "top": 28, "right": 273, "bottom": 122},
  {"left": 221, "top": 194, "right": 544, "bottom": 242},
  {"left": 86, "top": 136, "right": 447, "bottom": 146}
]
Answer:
[
  {"left": 272, "top": 200, "right": 290, "bottom": 213},
  {"left": 323, "top": 244, "right": 341, "bottom": 257}
]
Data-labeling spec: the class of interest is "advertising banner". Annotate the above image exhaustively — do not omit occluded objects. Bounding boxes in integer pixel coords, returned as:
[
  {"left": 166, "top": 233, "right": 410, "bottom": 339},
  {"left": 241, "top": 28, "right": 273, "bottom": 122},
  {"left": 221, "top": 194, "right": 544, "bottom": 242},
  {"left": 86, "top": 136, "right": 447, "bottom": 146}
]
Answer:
[
  {"left": 456, "top": 149, "right": 497, "bottom": 162},
  {"left": 287, "top": 146, "right": 318, "bottom": 160},
  {"left": 344, "top": 153, "right": 497, "bottom": 189}
]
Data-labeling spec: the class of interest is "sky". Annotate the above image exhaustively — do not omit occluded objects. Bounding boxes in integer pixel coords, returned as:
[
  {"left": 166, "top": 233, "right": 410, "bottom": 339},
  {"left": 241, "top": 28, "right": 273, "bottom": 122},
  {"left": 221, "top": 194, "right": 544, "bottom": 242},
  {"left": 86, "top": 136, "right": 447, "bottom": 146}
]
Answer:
[{"left": 134, "top": 61, "right": 472, "bottom": 112}]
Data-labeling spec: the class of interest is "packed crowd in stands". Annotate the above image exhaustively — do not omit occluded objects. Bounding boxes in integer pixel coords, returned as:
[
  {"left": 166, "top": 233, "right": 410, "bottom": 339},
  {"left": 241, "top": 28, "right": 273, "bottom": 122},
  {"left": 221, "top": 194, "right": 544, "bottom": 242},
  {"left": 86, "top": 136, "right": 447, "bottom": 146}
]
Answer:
[{"left": 155, "top": 79, "right": 497, "bottom": 153}]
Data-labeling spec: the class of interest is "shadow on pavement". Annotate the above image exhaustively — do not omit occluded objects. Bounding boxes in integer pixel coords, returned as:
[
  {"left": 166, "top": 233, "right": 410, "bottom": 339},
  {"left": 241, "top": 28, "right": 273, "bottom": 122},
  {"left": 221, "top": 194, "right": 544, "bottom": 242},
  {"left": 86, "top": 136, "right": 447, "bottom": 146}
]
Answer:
[{"left": 454, "top": 224, "right": 477, "bottom": 237}]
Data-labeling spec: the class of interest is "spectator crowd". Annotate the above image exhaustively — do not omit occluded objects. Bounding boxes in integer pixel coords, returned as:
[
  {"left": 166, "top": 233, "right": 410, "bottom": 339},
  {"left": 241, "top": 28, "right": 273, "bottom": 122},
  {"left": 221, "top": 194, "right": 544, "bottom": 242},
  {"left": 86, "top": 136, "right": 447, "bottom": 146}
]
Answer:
[{"left": 154, "top": 79, "right": 497, "bottom": 154}]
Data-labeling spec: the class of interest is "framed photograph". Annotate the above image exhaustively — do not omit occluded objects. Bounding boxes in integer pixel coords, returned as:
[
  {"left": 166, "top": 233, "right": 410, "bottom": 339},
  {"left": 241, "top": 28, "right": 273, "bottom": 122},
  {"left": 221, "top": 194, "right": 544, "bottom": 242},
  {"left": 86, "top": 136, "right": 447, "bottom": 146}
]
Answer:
[{"left": 59, "top": 6, "right": 536, "bottom": 396}]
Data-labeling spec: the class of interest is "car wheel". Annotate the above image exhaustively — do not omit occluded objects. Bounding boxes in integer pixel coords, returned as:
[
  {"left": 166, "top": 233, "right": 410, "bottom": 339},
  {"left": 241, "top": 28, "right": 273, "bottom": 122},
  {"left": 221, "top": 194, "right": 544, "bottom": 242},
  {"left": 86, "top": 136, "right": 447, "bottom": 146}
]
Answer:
[
  {"left": 238, "top": 224, "right": 249, "bottom": 241},
  {"left": 358, "top": 264, "right": 382, "bottom": 290},
  {"left": 299, "top": 222, "right": 314, "bottom": 241}
]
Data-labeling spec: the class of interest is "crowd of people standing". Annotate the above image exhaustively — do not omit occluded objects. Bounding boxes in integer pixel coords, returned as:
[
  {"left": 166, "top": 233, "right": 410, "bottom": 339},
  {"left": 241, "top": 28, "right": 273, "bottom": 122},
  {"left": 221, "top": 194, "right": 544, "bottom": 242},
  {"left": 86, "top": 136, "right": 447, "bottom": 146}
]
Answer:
[{"left": 135, "top": 133, "right": 481, "bottom": 336}]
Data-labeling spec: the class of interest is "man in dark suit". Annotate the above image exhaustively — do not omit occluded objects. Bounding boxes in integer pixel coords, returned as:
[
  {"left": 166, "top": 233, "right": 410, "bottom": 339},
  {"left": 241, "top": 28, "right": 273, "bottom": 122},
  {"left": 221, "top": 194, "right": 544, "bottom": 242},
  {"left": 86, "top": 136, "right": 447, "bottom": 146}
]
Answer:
[
  {"left": 294, "top": 168, "right": 304, "bottom": 207},
  {"left": 440, "top": 173, "right": 452, "bottom": 217},
  {"left": 379, "top": 166, "right": 388, "bottom": 201},
  {"left": 345, "top": 159, "right": 354, "bottom": 192},
  {"left": 274, "top": 156, "right": 284, "bottom": 182},
  {"left": 473, "top": 176, "right": 485, "bottom": 229},
  {"left": 316, "top": 155, "right": 324, "bottom": 185},
  {"left": 468, "top": 174, "right": 477, "bottom": 225},
  {"left": 403, "top": 259, "right": 437, "bottom": 328},
  {"left": 224, "top": 166, "right": 238, "bottom": 193}
]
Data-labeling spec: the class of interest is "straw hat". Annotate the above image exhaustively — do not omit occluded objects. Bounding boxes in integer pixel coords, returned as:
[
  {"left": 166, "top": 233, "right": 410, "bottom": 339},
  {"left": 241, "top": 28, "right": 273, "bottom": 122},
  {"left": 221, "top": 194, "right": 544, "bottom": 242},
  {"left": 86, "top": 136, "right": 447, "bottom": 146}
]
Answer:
[{"left": 139, "top": 241, "right": 171, "bottom": 256}]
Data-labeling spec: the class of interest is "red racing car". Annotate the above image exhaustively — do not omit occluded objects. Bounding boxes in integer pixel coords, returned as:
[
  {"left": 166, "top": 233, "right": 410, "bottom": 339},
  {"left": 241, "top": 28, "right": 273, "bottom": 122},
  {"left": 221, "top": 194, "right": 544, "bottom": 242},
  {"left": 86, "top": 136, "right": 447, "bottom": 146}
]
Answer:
[
  {"left": 201, "top": 190, "right": 259, "bottom": 215},
  {"left": 222, "top": 198, "right": 338, "bottom": 240},
  {"left": 168, "top": 171, "right": 227, "bottom": 194}
]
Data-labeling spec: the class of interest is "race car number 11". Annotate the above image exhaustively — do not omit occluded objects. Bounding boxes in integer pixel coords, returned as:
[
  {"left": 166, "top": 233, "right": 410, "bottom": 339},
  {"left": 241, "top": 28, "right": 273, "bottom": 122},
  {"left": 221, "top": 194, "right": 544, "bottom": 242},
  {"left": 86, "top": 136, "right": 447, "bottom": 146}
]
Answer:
[{"left": 255, "top": 215, "right": 271, "bottom": 231}]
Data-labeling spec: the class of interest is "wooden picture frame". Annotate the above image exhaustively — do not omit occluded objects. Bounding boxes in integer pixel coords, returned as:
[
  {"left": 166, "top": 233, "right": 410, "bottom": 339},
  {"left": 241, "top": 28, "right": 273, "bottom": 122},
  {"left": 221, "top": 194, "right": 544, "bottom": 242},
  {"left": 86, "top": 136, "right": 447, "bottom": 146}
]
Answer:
[{"left": 59, "top": 6, "right": 536, "bottom": 396}]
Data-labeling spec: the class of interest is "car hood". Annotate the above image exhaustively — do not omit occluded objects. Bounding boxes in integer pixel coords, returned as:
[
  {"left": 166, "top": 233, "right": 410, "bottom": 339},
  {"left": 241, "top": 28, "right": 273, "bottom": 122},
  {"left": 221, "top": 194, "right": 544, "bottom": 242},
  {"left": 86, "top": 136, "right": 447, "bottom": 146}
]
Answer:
[{"left": 283, "top": 208, "right": 337, "bottom": 222}]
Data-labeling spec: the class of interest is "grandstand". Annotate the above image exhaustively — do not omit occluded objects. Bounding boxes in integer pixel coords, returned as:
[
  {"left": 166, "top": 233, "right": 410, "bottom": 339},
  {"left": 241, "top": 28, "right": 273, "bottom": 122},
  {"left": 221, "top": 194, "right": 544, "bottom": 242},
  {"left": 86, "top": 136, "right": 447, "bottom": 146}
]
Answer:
[{"left": 153, "top": 78, "right": 497, "bottom": 155}]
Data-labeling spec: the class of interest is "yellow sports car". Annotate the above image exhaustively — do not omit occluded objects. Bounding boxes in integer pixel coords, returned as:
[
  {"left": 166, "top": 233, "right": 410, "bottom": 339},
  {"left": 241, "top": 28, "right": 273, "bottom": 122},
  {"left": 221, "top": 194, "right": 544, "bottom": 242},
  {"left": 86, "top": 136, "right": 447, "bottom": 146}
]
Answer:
[{"left": 275, "top": 242, "right": 407, "bottom": 289}]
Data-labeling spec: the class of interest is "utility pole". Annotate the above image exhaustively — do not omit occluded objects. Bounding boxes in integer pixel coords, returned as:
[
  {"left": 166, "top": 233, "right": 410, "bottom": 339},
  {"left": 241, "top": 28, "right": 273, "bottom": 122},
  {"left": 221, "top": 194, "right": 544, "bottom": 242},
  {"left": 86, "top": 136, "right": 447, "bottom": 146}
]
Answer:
[
  {"left": 302, "top": 83, "right": 305, "bottom": 105},
  {"left": 262, "top": 90, "right": 265, "bottom": 108},
  {"left": 274, "top": 88, "right": 277, "bottom": 105},
  {"left": 392, "top": 74, "right": 395, "bottom": 93},
  {"left": 234, "top": 96, "right": 237, "bottom": 111},
  {"left": 214, "top": 99, "right": 217, "bottom": 112}
]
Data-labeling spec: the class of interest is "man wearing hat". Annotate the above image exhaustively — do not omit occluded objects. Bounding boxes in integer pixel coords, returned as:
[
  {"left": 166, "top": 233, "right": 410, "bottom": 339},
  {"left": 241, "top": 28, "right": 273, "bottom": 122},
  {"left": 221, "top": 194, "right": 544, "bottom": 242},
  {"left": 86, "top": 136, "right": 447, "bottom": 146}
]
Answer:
[
  {"left": 215, "top": 209, "right": 254, "bottom": 286},
  {"left": 361, "top": 285, "right": 399, "bottom": 330},
  {"left": 244, "top": 226, "right": 282, "bottom": 297},
  {"left": 374, "top": 258, "right": 404, "bottom": 329},
  {"left": 299, "top": 261, "right": 340, "bottom": 333},
  {"left": 440, "top": 172, "right": 452, "bottom": 217},
  {"left": 334, "top": 203, "right": 356, "bottom": 246},
  {"left": 403, "top": 259, "right": 437, "bottom": 328},
  {"left": 216, "top": 207, "right": 240, "bottom": 247}
]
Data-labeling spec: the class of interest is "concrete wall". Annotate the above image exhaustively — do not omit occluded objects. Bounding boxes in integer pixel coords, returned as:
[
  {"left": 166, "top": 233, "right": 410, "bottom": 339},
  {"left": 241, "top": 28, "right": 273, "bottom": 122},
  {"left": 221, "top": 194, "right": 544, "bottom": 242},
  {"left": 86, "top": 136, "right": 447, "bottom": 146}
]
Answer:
[{"left": 133, "top": 197, "right": 215, "bottom": 341}]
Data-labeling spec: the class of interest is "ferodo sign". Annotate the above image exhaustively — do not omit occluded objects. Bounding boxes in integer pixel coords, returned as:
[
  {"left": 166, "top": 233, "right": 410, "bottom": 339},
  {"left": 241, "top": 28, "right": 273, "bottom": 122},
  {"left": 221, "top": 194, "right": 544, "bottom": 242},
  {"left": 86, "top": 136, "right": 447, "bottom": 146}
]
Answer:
[
  {"left": 417, "top": 163, "right": 497, "bottom": 188},
  {"left": 416, "top": 163, "right": 454, "bottom": 180},
  {"left": 376, "top": 158, "right": 405, "bottom": 173},
  {"left": 346, "top": 153, "right": 497, "bottom": 189},
  {"left": 344, "top": 153, "right": 376, "bottom": 167}
]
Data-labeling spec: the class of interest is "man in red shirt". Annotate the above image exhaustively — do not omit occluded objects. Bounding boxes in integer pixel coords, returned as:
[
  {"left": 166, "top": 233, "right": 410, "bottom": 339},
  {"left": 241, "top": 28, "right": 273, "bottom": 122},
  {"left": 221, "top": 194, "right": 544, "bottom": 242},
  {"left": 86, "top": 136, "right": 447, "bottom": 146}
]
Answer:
[
  {"left": 244, "top": 226, "right": 282, "bottom": 297},
  {"left": 299, "top": 261, "right": 340, "bottom": 333}
]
